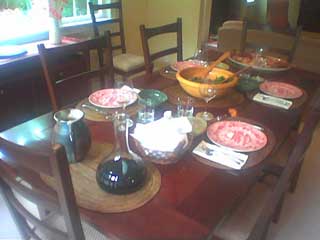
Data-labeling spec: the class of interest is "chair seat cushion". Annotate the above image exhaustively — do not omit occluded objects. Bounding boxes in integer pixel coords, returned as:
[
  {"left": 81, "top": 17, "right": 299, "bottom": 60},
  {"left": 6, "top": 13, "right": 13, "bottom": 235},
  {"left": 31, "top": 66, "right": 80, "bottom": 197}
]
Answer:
[
  {"left": 214, "top": 182, "right": 272, "bottom": 240},
  {"left": 113, "top": 53, "right": 145, "bottom": 72}
]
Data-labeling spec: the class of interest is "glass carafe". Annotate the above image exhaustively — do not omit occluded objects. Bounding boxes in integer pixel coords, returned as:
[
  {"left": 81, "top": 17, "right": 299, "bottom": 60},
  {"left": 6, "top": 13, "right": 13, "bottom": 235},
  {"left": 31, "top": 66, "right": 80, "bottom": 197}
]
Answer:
[{"left": 96, "top": 113, "right": 146, "bottom": 194}]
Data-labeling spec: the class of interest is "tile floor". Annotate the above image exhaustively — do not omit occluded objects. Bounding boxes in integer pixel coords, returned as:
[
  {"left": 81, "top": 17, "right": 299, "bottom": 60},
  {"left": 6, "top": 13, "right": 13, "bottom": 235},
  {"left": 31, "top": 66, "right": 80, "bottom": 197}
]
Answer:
[{"left": 1, "top": 125, "right": 320, "bottom": 240}]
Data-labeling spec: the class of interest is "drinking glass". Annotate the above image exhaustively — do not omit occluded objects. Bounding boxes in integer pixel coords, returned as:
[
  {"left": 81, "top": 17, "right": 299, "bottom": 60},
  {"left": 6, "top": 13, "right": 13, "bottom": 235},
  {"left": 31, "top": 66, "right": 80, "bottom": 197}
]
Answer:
[
  {"left": 254, "top": 47, "right": 267, "bottom": 67},
  {"left": 114, "top": 79, "right": 136, "bottom": 126},
  {"left": 196, "top": 79, "right": 217, "bottom": 121},
  {"left": 137, "top": 98, "right": 155, "bottom": 124},
  {"left": 176, "top": 96, "right": 194, "bottom": 117},
  {"left": 193, "top": 43, "right": 209, "bottom": 67}
]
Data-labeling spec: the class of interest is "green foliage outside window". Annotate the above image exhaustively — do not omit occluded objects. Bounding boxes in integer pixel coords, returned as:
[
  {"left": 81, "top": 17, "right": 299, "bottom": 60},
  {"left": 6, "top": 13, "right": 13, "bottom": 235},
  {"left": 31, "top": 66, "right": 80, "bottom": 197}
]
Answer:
[
  {"left": 63, "top": 0, "right": 100, "bottom": 18},
  {"left": 0, "top": 0, "right": 110, "bottom": 17},
  {"left": 0, "top": 0, "right": 32, "bottom": 11}
]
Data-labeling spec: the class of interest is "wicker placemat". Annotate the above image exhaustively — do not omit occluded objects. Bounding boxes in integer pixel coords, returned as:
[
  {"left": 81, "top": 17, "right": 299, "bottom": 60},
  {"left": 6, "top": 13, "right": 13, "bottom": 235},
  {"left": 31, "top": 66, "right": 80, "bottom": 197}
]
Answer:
[
  {"left": 41, "top": 142, "right": 161, "bottom": 213},
  {"left": 163, "top": 85, "right": 245, "bottom": 108},
  {"left": 76, "top": 99, "right": 144, "bottom": 122},
  {"left": 247, "top": 89, "right": 308, "bottom": 110}
]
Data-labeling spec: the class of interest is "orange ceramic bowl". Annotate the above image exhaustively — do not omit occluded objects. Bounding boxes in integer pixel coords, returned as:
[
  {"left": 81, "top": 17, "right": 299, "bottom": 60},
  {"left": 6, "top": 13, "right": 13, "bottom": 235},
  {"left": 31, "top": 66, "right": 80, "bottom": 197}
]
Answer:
[{"left": 176, "top": 67, "right": 238, "bottom": 99}]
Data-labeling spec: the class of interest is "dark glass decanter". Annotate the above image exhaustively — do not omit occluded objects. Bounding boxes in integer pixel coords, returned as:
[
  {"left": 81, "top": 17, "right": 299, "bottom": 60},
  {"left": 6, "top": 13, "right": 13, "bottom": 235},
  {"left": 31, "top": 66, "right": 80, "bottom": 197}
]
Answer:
[{"left": 96, "top": 113, "right": 146, "bottom": 194}]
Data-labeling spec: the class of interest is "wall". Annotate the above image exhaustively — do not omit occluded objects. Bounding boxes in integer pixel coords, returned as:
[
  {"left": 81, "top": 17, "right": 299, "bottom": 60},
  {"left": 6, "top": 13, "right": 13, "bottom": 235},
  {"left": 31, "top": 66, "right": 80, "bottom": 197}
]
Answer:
[
  {"left": 122, "top": 0, "right": 148, "bottom": 55},
  {"left": 288, "top": 0, "right": 301, "bottom": 28},
  {"left": 145, "top": 0, "right": 201, "bottom": 62}
]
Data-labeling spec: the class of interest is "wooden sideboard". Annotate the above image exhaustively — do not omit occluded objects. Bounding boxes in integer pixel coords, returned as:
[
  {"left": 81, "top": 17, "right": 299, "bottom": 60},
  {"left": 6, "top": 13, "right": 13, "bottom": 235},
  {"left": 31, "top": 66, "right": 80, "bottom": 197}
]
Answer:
[{"left": 0, "top": 40, "right": 86, "bottom": 131}]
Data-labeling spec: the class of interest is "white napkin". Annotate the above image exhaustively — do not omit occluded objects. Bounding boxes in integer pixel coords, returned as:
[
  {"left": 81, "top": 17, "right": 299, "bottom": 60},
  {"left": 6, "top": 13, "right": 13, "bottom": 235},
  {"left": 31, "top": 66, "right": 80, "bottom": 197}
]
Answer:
[
  {"left": 120, "top": 85, "right": 141, "bottom": 94},
  {"left": 131, "top": 117, "right": 192, "bottom": 152},
  {"left": 253, "top": 93, "right": 292, "bottom": 110},
  {"left": 193, "top": 141, "right": 248, "bottom": 170}
]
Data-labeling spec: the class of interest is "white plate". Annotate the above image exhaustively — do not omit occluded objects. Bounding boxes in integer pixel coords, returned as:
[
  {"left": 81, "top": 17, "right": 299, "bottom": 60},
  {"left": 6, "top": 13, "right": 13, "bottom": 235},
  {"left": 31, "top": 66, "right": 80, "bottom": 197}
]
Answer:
[
  {"left": 0, "top": 45, "right": 27, "bottom": 58},
  {"left": 207, "top": 120, "right": 268, "bottom": 152},
  {"left": 88, "top": 89, "right": 137, "bottom": 109}
]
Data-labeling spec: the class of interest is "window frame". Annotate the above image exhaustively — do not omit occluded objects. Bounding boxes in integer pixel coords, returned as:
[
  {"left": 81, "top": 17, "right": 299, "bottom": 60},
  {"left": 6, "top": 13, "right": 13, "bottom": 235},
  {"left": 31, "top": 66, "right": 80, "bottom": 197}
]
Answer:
[{"left": 61, "top": 0, "right": 111, "bottom": 27}]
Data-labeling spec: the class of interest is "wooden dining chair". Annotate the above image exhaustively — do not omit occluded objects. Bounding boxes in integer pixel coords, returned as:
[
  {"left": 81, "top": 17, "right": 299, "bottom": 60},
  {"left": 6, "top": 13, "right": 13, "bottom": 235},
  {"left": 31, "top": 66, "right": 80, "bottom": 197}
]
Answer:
[
  {"left": 140, "top": 18, "right": 183, "bottom": 77},
  {"left": 0, "top": 138, "right": 109, "bottom": 240},
  {"left": 209, "top": 88, "right": 320, "bottom": 240},
  {"left": 38, "top": 33, "right": 114, "bottom": 112},
  {"left": 239, "top": 18, "right": 302, "bottom": 63},
  {"left": 89, "top": 1, "right": 145, "bottom": 81}
]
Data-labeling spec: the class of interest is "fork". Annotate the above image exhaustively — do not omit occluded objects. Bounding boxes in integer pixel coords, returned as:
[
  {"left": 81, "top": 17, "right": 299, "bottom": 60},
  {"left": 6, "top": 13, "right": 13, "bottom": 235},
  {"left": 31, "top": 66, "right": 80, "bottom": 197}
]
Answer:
[{"left": 201, "top": 144, "right": 245, "bottom": 165}]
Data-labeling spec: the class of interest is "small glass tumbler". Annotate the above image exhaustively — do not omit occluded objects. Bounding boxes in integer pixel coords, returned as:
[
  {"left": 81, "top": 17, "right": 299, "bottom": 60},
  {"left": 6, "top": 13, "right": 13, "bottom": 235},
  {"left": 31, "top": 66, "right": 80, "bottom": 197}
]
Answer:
[
  {"left": 137, "top": 98, "right": 155, "bottom": 124},
  {"left": 177, "top": 96, "right": 194, "bottom": 117}
]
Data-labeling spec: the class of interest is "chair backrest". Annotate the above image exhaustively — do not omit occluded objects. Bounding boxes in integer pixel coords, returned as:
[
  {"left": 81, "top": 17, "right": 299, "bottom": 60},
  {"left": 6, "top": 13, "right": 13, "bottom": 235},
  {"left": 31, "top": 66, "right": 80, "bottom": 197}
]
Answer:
[
  {"left": 140, "top": 18, "right": 183, "bottom": 75},
  {"left": 247, "top": 87, "right": 320, "bottom": 240},
  {"left": 89, "top": 0, "right": 126, "bottom": 54},
  {"left": 38, "top": 34, "right": 114, "bottom": 112},
  {"left": 239, "top": 18, "right": 302, "bottom": 62},
  {"left": 0, "top": 138, "right": 85, "bottom": 240}
]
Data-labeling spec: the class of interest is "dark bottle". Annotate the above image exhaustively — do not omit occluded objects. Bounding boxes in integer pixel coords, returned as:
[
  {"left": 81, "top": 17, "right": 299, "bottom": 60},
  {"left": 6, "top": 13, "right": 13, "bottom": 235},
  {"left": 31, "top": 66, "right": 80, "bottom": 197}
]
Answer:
[{"left": 96, "top": 113, "right": 146, "bottom": 194}]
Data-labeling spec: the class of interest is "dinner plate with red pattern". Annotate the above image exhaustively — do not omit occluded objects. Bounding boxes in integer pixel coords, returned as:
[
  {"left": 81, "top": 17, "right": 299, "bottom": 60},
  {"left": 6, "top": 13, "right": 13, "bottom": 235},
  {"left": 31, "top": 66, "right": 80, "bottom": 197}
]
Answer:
[
  {"left": 207, "top": 120, "right": 268, "bottom": 152},
  {"left": 259, "top": 81, "right": 303, "bottom": 99},
  {"left": 88, "top": 89, "right": 137, "bottom": 108},
  {"left": 171, "top": 60, "right": 203, "bottom": 71}
]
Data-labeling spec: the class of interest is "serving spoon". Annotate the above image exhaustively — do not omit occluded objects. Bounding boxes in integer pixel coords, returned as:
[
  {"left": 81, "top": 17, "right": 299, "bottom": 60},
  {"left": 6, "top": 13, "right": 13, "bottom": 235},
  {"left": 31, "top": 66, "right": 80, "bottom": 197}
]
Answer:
[
  {"left": 200, "top": 51, "right": 231, "bottom": 79},
  {"left": 218, "top": 65, "right": 252, "bottom": 84}
]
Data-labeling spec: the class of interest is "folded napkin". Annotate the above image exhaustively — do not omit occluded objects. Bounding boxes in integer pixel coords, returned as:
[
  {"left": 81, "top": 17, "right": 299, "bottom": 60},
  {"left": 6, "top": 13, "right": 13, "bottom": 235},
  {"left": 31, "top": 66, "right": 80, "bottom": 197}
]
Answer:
[
  {"left": 253, "top": 93, "right": 292, "bottom": 110},
  {"left": 131, "top": 117, "right": 192, "bottom": 152},
  {"left": 120, "top": 85, "right": 141, "bottom": 94},
  {"left": 193, "top": 141, "right": 248, "bottom": 170}
]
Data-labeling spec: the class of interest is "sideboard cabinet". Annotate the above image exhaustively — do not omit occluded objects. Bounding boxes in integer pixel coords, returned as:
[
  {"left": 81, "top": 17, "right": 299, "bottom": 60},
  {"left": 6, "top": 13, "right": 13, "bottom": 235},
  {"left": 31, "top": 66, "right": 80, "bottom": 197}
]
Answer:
[{"left": 0, "top": 53, "right": 87, "bottom": 131}]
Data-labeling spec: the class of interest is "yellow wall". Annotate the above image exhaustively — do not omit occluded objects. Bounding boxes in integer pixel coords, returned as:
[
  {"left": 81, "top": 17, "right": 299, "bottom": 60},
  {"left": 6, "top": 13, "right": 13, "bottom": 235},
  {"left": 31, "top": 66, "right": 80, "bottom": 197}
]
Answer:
[
  {"left": 288, "top": 0, "right": 301, "bottom": 28},
  {"left": 122, "top": 0, "right": 202, "bottom": 64},
  {"left": 145, "top": 0, "right": 201, "bottom": 60},
  {"left": 122, "top": 0, "right": 148, "bottom": 55}
]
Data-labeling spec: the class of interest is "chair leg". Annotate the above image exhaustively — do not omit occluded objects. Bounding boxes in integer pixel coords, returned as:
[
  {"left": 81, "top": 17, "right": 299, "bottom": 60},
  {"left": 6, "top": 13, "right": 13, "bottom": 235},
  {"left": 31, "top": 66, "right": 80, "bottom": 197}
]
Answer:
[
  {"left": 0, "top": 184, "right": 30, "bottom": 240},
  {"left": 290, "top": 160, "right": 303, "bottom": 193},
  {"left": 272, "top": 193, "right": 285, "bottom": 224}
]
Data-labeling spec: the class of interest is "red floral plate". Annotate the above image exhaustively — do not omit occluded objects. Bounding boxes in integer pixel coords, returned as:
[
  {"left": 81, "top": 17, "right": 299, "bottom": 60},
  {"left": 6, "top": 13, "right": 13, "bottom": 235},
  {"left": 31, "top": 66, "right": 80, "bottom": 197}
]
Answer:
[
  {"left": 207, "top": 120, "right": 268, "bottom": 152},
  {"left": 88, "top": 89, "right": 137, "bottom": 108},
  {"left": 171, "top": 60, "right": 203, "bottom": 71},
  {"left": 259, "top": 81, "right": 303, "bottom": 99}
]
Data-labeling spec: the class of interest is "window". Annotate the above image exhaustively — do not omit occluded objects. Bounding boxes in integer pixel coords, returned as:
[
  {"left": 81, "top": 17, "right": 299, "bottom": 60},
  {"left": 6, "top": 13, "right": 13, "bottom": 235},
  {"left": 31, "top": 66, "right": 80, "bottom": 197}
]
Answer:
[
  {"left": 62, "top": 0, "right": 111, "bottom": 26},
  {"left": 0, "top": 0, "right": 49, "bottom": 44},
  {"left": 0, "top": 0, "right": 110, "bottom": 45}
]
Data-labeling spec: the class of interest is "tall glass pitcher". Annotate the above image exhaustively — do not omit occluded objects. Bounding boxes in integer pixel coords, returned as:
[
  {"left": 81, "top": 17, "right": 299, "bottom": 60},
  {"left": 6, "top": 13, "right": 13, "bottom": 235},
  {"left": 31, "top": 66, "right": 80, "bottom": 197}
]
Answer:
[
  {"left": 96, "top": 113, "right": 146, "bottom": 194},
  {"left": 52, "top": 109, "right": 91, "bottom": 163}
]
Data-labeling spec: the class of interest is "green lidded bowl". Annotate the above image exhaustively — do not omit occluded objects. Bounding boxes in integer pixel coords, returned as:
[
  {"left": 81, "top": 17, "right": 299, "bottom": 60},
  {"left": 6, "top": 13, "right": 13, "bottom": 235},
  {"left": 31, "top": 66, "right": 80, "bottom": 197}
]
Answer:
[
  {"left": 138, "top": 89, "right": 168, "bottom": 107},
  {"left": 237, "top": 74, "right": 265, "bottom": 92}
]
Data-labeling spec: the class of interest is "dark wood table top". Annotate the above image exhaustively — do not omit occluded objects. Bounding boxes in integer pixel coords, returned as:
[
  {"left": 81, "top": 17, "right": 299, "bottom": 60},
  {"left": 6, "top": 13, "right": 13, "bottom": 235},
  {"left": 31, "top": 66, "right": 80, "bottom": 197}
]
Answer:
[{"left": 1, "top": 51, "right": 319, "bottom": 240}]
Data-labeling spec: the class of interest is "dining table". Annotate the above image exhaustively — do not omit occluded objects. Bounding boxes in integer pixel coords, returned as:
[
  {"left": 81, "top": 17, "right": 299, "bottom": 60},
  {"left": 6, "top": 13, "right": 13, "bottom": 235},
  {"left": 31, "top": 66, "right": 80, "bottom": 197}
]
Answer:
[{"left": 1, "top": 48, "right": 320, "bottom": 240}]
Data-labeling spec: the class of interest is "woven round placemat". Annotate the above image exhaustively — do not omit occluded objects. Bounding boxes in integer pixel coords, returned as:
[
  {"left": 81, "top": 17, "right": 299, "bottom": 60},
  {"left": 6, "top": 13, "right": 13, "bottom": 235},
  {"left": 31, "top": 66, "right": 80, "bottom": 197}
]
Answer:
[
  {"left": 76, "top": 99, "right": 144, "bottom": 122},
  {"left": 41, "top": 142, "right": 161, "bottom": 213},
  {"left": 163, "top": 85, "right": 245, "bottom": 108}
]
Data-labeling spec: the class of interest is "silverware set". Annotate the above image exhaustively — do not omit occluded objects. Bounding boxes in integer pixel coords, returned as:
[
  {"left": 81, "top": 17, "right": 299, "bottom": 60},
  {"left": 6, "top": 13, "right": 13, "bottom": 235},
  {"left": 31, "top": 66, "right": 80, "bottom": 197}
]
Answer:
[{"left": 200, "top": 142, "right": 247, "bottom": 166}]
